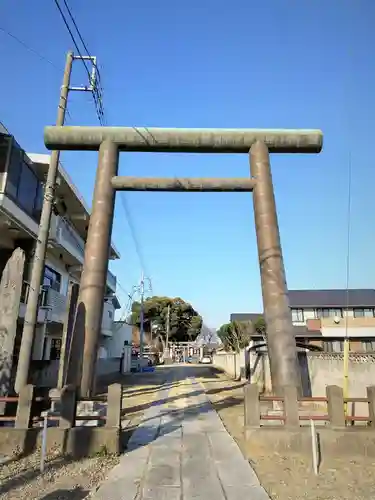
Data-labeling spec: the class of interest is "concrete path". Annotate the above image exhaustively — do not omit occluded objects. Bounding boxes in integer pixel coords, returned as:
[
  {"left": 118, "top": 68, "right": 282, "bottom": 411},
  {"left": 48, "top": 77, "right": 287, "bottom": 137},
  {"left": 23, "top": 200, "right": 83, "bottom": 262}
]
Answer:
[{"left": 90, "top": 366, "right": 270, "bottom": 500}]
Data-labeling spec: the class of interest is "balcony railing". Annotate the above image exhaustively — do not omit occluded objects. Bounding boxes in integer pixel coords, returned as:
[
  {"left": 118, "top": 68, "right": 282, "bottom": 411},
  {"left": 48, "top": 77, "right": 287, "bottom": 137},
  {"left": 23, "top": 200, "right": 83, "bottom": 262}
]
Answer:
[
  {"left": 20, "top": 282, "right": 67, "bottom": 323},
  {"left": 58, "top": 217, "right": 85, "bottom": 254},
  {"left": 49, "top": 215, "right": 85, "bottom": 262}
]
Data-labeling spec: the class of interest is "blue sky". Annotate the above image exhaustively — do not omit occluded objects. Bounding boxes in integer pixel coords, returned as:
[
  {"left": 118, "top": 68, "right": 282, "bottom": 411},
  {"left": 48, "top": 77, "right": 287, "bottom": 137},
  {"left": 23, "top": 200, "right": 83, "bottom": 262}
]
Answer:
[{"left": 1, "top": 1, "right": 374, "bottom": 328}]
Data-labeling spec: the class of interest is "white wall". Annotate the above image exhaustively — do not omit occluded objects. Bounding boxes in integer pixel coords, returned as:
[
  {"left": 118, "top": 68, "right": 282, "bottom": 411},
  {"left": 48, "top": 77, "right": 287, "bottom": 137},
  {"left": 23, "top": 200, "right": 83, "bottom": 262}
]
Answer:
[
  {"left": 102, "top": 300, "right": 116, "bottom": 334},
  {"left": 102, "top": 322, "right": 132, "bottom": 358},
  {"left": 212, "top": 350, "right": 245, "bottom": 379}
]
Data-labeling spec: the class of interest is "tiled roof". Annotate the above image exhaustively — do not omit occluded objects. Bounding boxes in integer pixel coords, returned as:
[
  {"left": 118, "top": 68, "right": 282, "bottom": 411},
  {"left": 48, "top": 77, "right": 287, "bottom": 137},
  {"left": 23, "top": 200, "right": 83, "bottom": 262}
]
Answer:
[
  {"left": 230, "top": 313, "right": 263, "bottom": 323},
  {"left": 289, "top": 289, "right": 375, "bottom": 308}
]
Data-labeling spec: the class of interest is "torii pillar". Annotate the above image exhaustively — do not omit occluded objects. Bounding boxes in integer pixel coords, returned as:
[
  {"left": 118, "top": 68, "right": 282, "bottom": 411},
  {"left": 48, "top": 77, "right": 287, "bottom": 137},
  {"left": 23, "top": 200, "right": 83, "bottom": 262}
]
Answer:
[{"left": 250, "top": 141, "right": 301, "bottom": 393}]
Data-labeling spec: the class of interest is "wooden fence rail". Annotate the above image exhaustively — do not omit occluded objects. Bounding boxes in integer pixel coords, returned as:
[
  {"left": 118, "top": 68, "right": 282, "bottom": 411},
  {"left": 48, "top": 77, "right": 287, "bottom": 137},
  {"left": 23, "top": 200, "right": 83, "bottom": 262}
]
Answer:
[
  {"left": 0, "top": 383, "right": 122, "bottom": 429},
  {"left": 244, "top": 384, "right": 375, "bottom": 428}
]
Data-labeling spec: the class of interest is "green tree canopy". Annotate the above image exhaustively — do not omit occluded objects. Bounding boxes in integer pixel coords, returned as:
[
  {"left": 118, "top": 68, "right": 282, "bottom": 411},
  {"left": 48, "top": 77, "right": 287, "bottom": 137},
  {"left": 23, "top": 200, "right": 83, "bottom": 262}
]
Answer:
[
  {"left": 131, "top": 296, "right": 202, "bottom": 343},
  {"left": 217, "top": 320, "right": 254, "bottom": 352},
  {"left": 254, "top": 317, "right": 266, "bottom": 336}
]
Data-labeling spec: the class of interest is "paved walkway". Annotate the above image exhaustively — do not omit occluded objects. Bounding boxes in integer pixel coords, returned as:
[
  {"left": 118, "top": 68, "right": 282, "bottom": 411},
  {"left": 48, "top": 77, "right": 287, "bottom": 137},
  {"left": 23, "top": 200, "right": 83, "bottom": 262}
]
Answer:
[{"left": 91, "top": 367, "right": 270, "bottom": 500}]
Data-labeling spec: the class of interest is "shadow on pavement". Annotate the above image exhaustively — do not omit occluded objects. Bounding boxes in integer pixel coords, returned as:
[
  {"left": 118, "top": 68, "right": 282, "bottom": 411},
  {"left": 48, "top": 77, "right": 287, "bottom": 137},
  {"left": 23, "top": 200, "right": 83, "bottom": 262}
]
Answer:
[
  {"left": 123, "top": 376, "right": 244, "bottom": 454},
  {"left": 121, "top": 375, "right": 241, "bottom": 418},
  {"left": 40, "top": 487, "right": 89, "bottom": 499}
]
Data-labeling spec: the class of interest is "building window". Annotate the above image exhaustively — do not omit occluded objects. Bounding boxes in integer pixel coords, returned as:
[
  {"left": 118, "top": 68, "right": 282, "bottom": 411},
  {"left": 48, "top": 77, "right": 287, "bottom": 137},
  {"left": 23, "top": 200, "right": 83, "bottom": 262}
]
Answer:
[
  {"left": 18, "top": 162, "right": 38, "bottom": 214},
  {"left": 362, "top": 340, "right": 375, "bottom": 352},
  {"left": 324, "top": 340, "right": 344, "bottom": 353},
  {"left": 108, "top": 310, "right": 113, "bottom": 319},
  {"left": 5, "top": 139, "right": 43, "bottom": 222},
  {"left": 291, "top": 308, "right": 304, "bottom": 323},
  {"left": 6, "top": 140, "right": 23, "bottom": 198},
  {"left": 0, "top": 135, "right": 11, "bottom": 176},
  {"left": 50, "top": 338, "right": 61, "bottom": 360},
  {"left": 354, "top": 308, "right": 375, "bottom": 318},
  {"left": 329, "top": 308, "right": 343, "bottom": 318},
  {"left": 316, "top": 308, "right": 343, "bottom": 319},
  {"left": 43, "top": 266, "right": 62, "bottom": 292},
  {"left": 33, "top": 182, "right": 44, "bottom": 222}
]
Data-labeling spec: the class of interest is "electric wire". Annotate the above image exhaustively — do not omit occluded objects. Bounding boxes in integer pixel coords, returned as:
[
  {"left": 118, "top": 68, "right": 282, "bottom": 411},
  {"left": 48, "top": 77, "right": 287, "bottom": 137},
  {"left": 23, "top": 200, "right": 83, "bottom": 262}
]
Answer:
[
  {"left": 54, "top": 0, "right": 152, "bottom": 289},
  {"left": 118, "top": 193, "right": 148, "bottom": 276},
  {"left": 61, "top": 0, "right": 105, "bottom": 114},
  {"left": 0, "top": 26, "right": 73, "bottom": 122},
  {"left": 0, "top": 26, "right": 59, "bottom": 70},
  {"left": 53, "top": 0, "right": 105, "bottom": 125}
]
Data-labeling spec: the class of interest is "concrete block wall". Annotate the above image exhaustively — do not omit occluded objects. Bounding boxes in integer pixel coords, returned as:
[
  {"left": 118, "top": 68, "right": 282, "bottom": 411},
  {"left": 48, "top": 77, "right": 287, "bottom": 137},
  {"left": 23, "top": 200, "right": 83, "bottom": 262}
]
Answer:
[
  {"left": 212, "top": 351, "right": 245, "bottom": 379},
  {"left": 213, "top": 350, "right": 375, "bottom": 404}
]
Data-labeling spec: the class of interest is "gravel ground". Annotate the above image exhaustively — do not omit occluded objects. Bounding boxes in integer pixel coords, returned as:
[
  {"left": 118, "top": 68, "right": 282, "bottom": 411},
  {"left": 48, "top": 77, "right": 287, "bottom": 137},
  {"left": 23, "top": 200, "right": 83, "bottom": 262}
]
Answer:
[
  {"left": 0, "top": 449, "right": 119, "bottom": 500},
  {"left": 201, "top": 370, "right": 375, "bottom": 500},
  {"left": 0, "top": 369, "right": 169, "bottom": 500}
]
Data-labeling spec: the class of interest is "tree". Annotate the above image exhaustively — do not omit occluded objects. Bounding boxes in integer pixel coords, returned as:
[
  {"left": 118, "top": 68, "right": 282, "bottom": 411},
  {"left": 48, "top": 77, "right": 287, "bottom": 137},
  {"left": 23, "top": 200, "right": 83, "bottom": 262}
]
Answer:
[
  {"left": 217, "top": 320, "right": 253, "bottom": 352},
  {"left": 254, "top": 317, "right": 266, "bottom": 336},
  {"left": 131, "top": 296, "right": 202, "bottom": 345}
]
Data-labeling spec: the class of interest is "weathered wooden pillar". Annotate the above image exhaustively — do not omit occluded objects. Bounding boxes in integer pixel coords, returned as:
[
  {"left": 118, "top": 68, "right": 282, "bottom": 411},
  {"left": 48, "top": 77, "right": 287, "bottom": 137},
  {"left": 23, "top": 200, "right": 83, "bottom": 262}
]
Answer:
[
  {"left": 250, "top": 141, "right": 301, "bottom": 394},
  {"left": 0, "top": 248, "right": 25, "bottom": 412},
  {"left": 77, "top": 140, "right": 119, "bottom": 397}
]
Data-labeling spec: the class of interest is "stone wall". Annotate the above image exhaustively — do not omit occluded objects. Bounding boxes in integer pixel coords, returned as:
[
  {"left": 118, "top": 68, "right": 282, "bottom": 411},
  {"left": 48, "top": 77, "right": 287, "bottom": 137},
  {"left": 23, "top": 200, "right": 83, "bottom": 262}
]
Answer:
[
  {"left": 213, "top": 350, "right": 375, "bottom": 400},
  {"left": 212, "top": 351, "right": 245, "bottom": 380}
]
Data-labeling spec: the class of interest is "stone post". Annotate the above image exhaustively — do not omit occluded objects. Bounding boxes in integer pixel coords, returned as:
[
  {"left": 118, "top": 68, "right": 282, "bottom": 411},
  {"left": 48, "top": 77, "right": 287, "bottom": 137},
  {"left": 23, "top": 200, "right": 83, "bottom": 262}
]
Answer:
[
  {"left": 106, "top": 383, "right": 122, "bottom": 428},
  {"left": 326, "top": 385, "right": 345, "bottom": 428},
  {"left": 50, "top": 385, "right": 77, "bottom": 429},
  {"left": 367, "top": 386, "right": 375, "bottom": 428},
  {"left": 244, "top": 384, "right": 260, "bottom": 427},
  {"left": 15, "top": 384, "right": 34, "bottom": 428},
  {"left": 283, "top": 386, "right": 300, "bottom": 428},
  {"left": 0, "top": 248, "right": 25, "bottom": 413}
]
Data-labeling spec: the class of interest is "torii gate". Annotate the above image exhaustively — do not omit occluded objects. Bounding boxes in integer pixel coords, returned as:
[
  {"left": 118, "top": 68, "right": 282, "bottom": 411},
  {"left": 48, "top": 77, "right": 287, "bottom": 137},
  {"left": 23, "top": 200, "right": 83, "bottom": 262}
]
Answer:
[{"left": 43, "top": 126, "right": 323, "bottom": 397}]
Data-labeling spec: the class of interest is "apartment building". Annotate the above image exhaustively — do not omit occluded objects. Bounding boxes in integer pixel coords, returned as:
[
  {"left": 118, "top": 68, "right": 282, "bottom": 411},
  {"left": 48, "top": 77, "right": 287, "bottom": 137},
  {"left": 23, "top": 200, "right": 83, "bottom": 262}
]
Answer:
[
  {"left": 231, "top": 288, "right": 375, "bottom": 353},
  {"left": 0, "top": 123, "right": 122, "bottom": 366}
]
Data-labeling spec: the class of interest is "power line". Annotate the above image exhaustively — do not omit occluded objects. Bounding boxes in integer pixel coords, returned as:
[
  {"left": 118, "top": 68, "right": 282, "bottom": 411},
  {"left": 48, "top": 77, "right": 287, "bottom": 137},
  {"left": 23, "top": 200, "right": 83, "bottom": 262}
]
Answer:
[
  {"left": 53, "top": 0, "right": 105, "bottom": 125},
  {"left": 61, "top": 0, "right": 105, "bottom": 108},
  {"left": 54, "top": 0, "right": 151, "bottom": 283},
  {"left": 61, "top": 0, "right": 106, "bottom": 124},
  {"left": 0, "top": 26, "right": 74, "bottom": 122},
  {"left": 0, "top": 26, "right": 60, "bottom": 70},
  {"left": 118, "top": 193, "right": 148, "bottom": 274}
]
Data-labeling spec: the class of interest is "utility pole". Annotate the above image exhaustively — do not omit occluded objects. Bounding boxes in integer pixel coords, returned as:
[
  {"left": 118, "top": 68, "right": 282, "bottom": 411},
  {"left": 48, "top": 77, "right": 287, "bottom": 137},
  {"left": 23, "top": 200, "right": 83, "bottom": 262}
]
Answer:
[
  {"left": 15, "top": 51, "right": 74, "bottom": 393},
  {"left": 139, "top": 272, "right": 145, "bottom": 357},
  {"left": 15, "top": 51, "right": 99, "bottom": 393},
  {"left": 165, "top": 304, "right": 170, "bottom": 360}
]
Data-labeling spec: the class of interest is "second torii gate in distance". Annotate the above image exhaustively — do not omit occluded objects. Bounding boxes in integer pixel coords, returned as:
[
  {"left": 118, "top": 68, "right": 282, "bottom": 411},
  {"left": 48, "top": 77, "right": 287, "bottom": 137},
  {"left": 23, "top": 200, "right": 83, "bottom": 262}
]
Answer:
[{"left": 43, "top": 126, "right": 323, "bottom": 397}]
